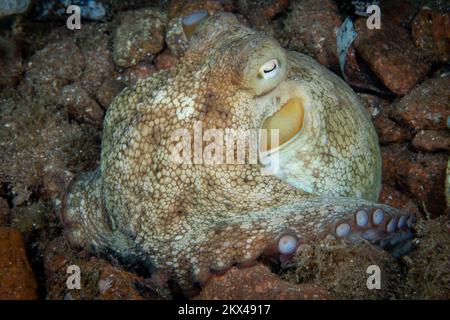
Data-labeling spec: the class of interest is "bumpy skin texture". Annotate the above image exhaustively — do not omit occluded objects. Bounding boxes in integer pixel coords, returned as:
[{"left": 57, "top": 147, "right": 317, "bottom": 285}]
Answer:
[{"left": 61, "top": 13, "right": 415, "bottom": 292}]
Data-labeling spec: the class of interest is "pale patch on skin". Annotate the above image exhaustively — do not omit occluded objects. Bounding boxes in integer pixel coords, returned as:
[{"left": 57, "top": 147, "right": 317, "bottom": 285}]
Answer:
[{"left": 60, "top": 12, "right": 415, "bottom": 293}]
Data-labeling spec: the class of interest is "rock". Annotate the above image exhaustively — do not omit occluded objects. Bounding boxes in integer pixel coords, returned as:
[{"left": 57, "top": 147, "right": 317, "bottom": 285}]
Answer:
[
  {"left": 44, "top": 237, "right": 169, "bottom": 300},
  {"left": 113, "top": 8, "right": 167, "bottom": 68},
  {"left": 119, "top": 62, "right": 157, "bottom": 86},
  {"left": 342, "top": 47, "right": 390, "bottom": 94},
  {"left": 75, "top": 23, "right": 117, "bottom": 96},
  {"left": 412, "top": 6, "right": 450, "bottom": 63},
  {"left": 412, "top": 130, "right": 450, "bottom": 152},
  {"left": 358, "top": 93, "right": 412, "bottom": 144},
  {"left": 372, "top": 115, "right": 413, "bottom": 145},
  {"left": 164, "top": 18, "right": 188, "bottom": 58},
  {"left": 282, "top": 0, "right": 341, "bottom": 70},
  {"left": 155, "top": 49, "right": 179, "bottom": 71},
  {"left": 97, "top": 265, "right": 146, "bottom": 300},
  {"left": 97, "top": 80, "right": 126, "bottom": 109},
  {"left": 398, "top": 152, "right": 448, "bottom": 217},
  {"left": 0, "top": 227, "right": 38, "bottom": 299},
  {"left": 383, "top": 0, "right": 419, "bottom": 28},
  {"left": 236, "top": 0, "right": 289, "bottom": 27},
  {"left": 381, "top": 143, "right": 412, "bottom": 186},
  {"left": 25, "top": 41, "right": 84, "bottom": 104},
  {"left": 59, "top": 84, "right": 104, "bottom": 126},
  {"left": 196, "top": 264, "right": 332, "bottom": 300},
  {"left": 0, "top": 0, "right": 30, "bottom": 18},
  {"left": 378, "top": 184, "right": 420, "bottom": 217},
  {"left": 357, "top": 93, "right": 391, "bottom": 119},
  {"left": 382, "top": 144, "right": 448, "bottom": 217},
  {"left": 0, "top": 198, "right": 8, "bottom": 227},
  {"left": 391, "top": 75, "right": 450, "bottom": 131},
  {"left": 23, "top": 24, "right": 116, "bottom": 100},
  {"left": 354, "top": 19, "right": 431, "bottom": 95}
]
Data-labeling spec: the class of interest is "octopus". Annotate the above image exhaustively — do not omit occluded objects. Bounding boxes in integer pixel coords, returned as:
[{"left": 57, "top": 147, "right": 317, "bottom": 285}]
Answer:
[{"left": 61, "top": 12, "right": 416, "bottom": 294}]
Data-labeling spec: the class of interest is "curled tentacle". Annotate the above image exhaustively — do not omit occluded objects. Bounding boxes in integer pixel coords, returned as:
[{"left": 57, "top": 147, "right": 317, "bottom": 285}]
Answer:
[
  {"left": 156, "top": 198, "right": 415, "bottom": 292},
  {"left": 61, "top": 174, "right": 416, "bottom": 294}
]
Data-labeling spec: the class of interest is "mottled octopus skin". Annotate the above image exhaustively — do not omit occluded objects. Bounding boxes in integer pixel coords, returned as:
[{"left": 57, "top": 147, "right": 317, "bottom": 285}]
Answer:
[{"left": 61, "top": 13, "right": 415, "bottom": 292}]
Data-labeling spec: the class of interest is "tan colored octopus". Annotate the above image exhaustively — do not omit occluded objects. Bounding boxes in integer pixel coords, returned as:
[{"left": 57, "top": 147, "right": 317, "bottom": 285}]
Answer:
[{"left": 61, "top": 12, "right": 416, "bottom": 294}]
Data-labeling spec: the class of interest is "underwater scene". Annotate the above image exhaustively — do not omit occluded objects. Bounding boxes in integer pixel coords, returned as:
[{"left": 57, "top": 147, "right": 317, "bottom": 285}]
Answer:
[{"left": 0, "top": 0, "right": 449, "bottom": 301}]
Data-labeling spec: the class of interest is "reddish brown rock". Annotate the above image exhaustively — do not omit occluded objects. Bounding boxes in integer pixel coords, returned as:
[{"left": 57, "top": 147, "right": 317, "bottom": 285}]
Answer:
[
  {"left": 97, "top": 265, "right": 145, "bottom": 300},
  {"left": 44, "top": 237, "right": 169, "bottom": 300},
  {"left": 412, "top": 7, "right": 450, "bottom": 63},
  {"left": 343, "top": 47, "right": 389, "bottom": 93},
  {"left": 358, "top": 94, "right": 412, "bottom": 144},
  {"left": 97, "top": 80, "right": 126, "bottom": 109},
  {"left": 372, "top": 115, "right": 413, "bottom": 145},
  {"left": 196, "top": 264, "right": 332, "bottom": 300},
  {"left": 59, "top": 84, "right": 104, "bottom": 126},
  {"left": 381, "top": 144, "right": 447, "bottom": 216},
  {"left": 282, "top": 0, "right": 341, "bottom": 70},
  {"left": 381, "top": 143, "right": 412, "bottom": 186},
  {"left": 155, "top": 49, "right": 179, "bottom": 71},
  {"left": 354, "top": 19, "right": 430, "bottom": 95},
  {"left": 383, "top": 0, "right": 419, "bottom": 27},
  {"left": 397, "top": 151, "right": 447, "bottom": 217},
  {"left": 378, "top": 184, "right": 420, "bottom": 217},
  {"left": 0, "top": 227, "right": 38, "bottom": 299},
  {"left": 346, "top": 2, "right": 420, "bottom": 91},
  {"left": 391, "top": 76, "right": 450, "bottom": 131},
  {"left": 384, "top": 147, "right": 448, "bottom": 217},
  {"left": 412, "top": 130, "right": 450, "bottom": 152},
  {"left": 357, "top": 93, "right": 391, "bottom": 119},
  {"left": 236, "top": 0, "right": 289, "bottom": 27},
  {"left": 26, "top": 41, "right": 83, "bottom": 83}
]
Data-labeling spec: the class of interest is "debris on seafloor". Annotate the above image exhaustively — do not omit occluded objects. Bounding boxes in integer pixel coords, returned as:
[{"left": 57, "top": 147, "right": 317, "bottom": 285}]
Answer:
[{"left": 282, "top": 216, "right": 450, "bottom": 300}]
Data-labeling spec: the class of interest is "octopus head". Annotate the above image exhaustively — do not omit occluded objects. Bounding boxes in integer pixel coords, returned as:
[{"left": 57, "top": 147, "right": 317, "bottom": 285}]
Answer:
[{"left": 180, "top": 11, "right": 381, "bottom": 201}]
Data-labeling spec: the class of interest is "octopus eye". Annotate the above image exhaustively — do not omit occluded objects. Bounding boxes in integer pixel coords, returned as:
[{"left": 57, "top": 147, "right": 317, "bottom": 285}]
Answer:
[{"left": 259, "top": 59, "right": 279, "bottom": 79}]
